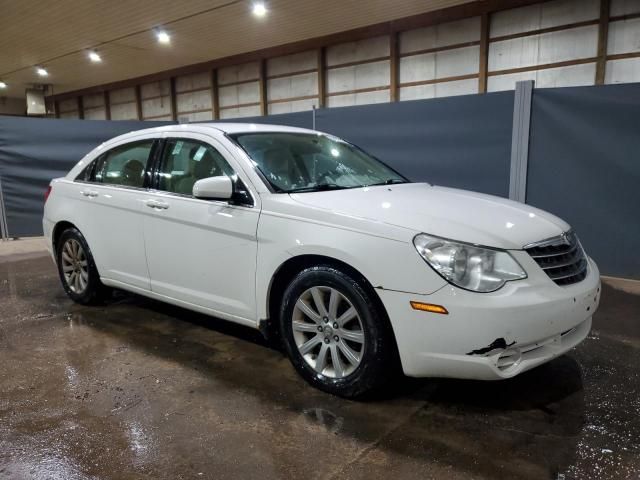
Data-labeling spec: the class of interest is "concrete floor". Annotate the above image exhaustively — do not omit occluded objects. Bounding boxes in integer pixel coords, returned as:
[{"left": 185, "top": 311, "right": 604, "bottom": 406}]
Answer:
[{"left": 0, "top": 246, "right": 639, "bottom": 480}]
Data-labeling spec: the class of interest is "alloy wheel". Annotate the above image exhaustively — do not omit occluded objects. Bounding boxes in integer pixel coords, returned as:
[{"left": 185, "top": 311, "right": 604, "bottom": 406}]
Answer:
[
  {"left": 61, "top": 239, "right": 89, "bottom": 294},
  {"left": 292, "top": 286, "right": 365, "bottom": 378}
]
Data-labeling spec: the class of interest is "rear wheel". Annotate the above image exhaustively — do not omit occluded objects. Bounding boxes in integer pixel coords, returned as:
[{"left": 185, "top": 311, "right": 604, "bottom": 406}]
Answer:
[
  {"left": 56, "top": 228, "right": 109, "bottom": 305},
  {"left": 280, "top": 265, "right": 397, "bottom": 398}
]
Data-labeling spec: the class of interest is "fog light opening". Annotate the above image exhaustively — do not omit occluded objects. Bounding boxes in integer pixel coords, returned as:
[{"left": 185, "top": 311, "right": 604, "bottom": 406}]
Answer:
[{"left": 496, "top": 349, "right": 522, "bottom": 371}]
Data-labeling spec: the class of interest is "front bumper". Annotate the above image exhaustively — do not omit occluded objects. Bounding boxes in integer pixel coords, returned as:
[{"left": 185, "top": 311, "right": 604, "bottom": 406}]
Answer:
[{"left": 377, "top": 255, "right": 600, "bottom": 380}]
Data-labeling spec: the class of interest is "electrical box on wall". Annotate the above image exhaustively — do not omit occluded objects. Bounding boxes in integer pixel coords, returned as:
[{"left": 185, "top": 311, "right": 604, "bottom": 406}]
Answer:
[{"left": 26, "top": 89, "right": 46, "bottom": 115}]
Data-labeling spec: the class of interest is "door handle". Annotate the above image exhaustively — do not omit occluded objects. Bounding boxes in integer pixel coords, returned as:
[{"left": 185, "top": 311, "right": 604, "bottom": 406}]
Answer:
[
  {"left": 80, "top": 189, "right": 98, "bottom": 198},
  {"left": 145, "top": 199, "right": 169, "bottom": 210}
]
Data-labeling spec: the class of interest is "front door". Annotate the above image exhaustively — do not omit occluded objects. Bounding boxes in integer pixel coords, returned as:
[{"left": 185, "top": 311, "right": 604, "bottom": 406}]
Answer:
[{"left": 141, "top": 134, "right": 259, "bottom": 323}]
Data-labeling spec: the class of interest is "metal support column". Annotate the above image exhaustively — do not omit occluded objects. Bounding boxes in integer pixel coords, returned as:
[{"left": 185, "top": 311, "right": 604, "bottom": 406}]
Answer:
[
  {"left": 509, "top": 80, "right": 534, "bottom": 203},
  {"left": 0, "top": 175, "right": 8, "bottom": 240}
]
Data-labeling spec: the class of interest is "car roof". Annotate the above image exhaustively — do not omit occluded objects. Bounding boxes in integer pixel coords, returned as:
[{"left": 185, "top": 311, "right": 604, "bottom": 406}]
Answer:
[{"left": 113, "top": 122, "right": 317, "bottom": 140}]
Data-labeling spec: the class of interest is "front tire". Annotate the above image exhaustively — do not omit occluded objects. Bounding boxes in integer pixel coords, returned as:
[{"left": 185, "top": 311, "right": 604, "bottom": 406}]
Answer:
[
  {"left": 56, "top": 228, "right": 109, "bottom": 305},
  {"left": 280, "top": 265, "right": 397, "bottom": 398}
]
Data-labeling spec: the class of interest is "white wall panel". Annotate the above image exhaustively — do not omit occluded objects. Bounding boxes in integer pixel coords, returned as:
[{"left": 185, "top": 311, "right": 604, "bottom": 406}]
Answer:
[
  {"left": 140, "top": 80, "right": 171, "bottom": 119},
  {"left": 607, "top": 17, "right": 640, "bottom": 55},
  {"left": 109, "top": 87, "right": 135, "bottom": 104},
  {"left": 611, "top": 0, "right": 640, "bottom": 16},
  {"left": 400, "top": 46, "right": 479, "bottom": 83},
  {"left": 267, "top": 72, "right": 317, "bottom": 101},
  {"left": 141, "top": 80, "right": 170, "bottom": 98},
  {"left": 400, "top": 17, "right": 481, "bottom": 54},
  {"left": 327, "top": 89, "right": 390, "bottom": 108},
  {"left": 110, "top": 102, "right": 137, "bottom": 120},
  {"left": 176, "top": 90, "right": 212, "bottom": 112},
  {"left": 145, "top": 115, "right": 172, "bottom": 122},
  {"left": 326, "top": 36, "right": 389, "bottom": 66},
  {"left": 400, "top": 78, "right": 478, "bottom": 100},
  {"left": 178, "top": 110, "right": 213, "bottom": 123},
  {"left": 327, "top": 60, "right": 390, "bottom": 93},
  {"left": 219, "top": 105, "right": 261, "bottom": 119},
  {"left": 141, "top": 96, "right": 171, "bottom": 118},
  {"left": 605, "top": 57, "right": 640, "bottom": 83},
  {"left": 175, "top": 72, "right": 210, "bottom": 92},
  {"left": 488, "top": 62, "right": 596, "bottom": 91},
  {"left": 268, "top": 50, "right": 316, "bottom": 76},
  {"left": 218, "top": 62, "right": 260, "bottom": 85},
  {"left": 82, "top": 93, "right": 104, "bottom": 109},
  {"left": 218, "top": 81, "right": 260, "bottom": 108},
  {"left": 491, "top": 0, "right": 599, "bottom": 37},
  {"left": 58, "top": 98, "right": 77, "bottom": 113},
  {"left": 83, "top": 107, "right": 106, "bottom": 120},
  {"left": 269, "top": 98, "right": 317, "bottom": 115},
  {"left": 489, "top": 25, "right": 598, "bottom": 71},
  {"left": 59, "top": 111, "right": 79, "bottom": 119}
]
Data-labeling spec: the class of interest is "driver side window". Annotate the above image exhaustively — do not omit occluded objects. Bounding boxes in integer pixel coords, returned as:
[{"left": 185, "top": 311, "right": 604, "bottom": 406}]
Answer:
[{"left": 158, "top": 139, "right": 234, "bottom": 196}]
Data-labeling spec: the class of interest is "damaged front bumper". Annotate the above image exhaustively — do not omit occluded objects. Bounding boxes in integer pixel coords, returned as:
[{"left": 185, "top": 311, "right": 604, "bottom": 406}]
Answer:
[{"left": 376, "top": 256, "right": 601, "bottom": 380}]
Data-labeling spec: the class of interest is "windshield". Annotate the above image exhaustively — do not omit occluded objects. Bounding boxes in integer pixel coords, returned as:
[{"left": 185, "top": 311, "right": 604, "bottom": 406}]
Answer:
[{"left": 229, "top": 132, "right": 408, "bottom": 193}]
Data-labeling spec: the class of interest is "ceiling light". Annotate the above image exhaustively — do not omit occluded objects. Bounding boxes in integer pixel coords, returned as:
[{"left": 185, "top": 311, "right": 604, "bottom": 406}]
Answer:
[
  {"left": 88, "top": 50, "right": 102, "bottom": 63},
  {"left": 0, "top": 81, "right": 6, "bottom": 89},
  {"left": 156, "top": 29, "right": 171, "bottom": 44},
  {"left": 252, "top": 2, "right": 267, "bottom": 16},
  {"left": 36, "top": 67, "right": 48, "bottom": 77}
]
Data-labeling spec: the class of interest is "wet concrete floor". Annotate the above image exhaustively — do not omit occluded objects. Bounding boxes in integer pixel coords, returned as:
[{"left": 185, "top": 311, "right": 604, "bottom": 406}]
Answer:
[{"left": 1, "top": 253, "right": 639, "bottom": 479}]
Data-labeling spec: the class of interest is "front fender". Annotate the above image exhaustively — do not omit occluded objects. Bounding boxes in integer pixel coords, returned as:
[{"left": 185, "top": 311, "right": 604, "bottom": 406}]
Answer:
[{"left": 255, "top": 209, "right": 447, "bottom": 321}]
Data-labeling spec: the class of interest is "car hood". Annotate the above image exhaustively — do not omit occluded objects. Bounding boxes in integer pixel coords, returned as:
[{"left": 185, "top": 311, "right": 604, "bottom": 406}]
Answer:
[{"left": 289, "top": 183, "right": 570, "bottom": 249}]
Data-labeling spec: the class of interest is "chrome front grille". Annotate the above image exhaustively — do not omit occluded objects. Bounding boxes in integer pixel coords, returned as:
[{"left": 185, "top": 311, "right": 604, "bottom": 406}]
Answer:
[{"left": 524, "top": 231, "right": 588, "bottom": 286}]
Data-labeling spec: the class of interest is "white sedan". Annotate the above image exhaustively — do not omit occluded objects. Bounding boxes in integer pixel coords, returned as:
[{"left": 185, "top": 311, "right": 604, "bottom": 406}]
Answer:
[{"left": 43, "top": 123, "right": 601, "bottom": 397}]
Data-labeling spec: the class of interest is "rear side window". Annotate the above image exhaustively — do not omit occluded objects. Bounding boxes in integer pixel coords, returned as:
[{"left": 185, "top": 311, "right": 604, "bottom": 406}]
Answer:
[{"left": 93, "top": 140, "right": 154, "bottom": 188}]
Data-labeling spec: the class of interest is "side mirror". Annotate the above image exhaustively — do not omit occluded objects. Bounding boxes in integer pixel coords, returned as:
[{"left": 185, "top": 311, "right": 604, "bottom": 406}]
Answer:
[{"left": 193, "top": 175, "right": 233, "bottom": 200}]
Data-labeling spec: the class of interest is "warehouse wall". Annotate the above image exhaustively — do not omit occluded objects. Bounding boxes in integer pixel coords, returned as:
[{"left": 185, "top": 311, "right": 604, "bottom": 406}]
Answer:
[
  {"left": 0, "top": 97, "right": 25, "bottom": 116},
  {"left": 175, "top": 72, "right": 214, "bottom": 122},
  {"left": 399, "top": 17, "right": 481, "bottom": 99},
  {"left": 53, "top": 0, "right": 640, "bottom": 121},
  {"left": 267, "top": 50, "right": 318, "bottom": 114}
]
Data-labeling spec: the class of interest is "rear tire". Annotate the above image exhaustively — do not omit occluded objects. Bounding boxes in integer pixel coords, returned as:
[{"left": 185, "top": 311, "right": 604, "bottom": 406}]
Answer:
[
  {"left": 56, "top": 228, "right": 109, "bottom": 305},
  {"left": 280, "top": 265, "right": 397, "bottom": 398}
]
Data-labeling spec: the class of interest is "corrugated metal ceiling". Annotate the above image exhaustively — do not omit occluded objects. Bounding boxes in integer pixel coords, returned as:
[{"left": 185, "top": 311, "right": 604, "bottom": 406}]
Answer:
[{"left": 0, "top": 0, "right": 475, "bottom": 99}]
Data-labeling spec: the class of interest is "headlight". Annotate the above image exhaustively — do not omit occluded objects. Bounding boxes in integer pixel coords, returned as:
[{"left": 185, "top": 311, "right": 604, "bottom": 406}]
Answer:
[{"left": 413, "top": 233, "right": 526, "bottom": 292}]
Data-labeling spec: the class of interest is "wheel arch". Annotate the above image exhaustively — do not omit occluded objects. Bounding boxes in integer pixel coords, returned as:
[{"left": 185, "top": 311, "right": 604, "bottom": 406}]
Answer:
[
  {"left": 52, "top": 220, "right": 78, "bottom": 254},
  {"left": 264, "top": 254, "right": 398, "bottom": 357}
]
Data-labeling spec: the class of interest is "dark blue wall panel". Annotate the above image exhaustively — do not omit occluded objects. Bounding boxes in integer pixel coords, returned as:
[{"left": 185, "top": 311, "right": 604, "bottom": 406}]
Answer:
[
  {"left": 315, "top": 92, "right": 514, "bottom": 198},
  {"left": 527, "top": 83, "right": 640, "bottom": 279},
  {"left": 0, "top": 117, "right": 173, "bottom": 237}
]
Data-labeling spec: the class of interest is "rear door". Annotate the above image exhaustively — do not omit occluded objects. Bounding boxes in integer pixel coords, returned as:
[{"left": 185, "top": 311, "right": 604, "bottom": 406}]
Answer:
[
  {"left": 141, "top": 133, "right": 260, "bottom": 323},
  {"left": 73, "top": 137, "right": 158, "bottom": 290}
]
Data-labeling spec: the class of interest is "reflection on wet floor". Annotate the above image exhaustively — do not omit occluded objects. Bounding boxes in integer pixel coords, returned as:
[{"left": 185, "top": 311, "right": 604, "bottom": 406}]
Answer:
[{"left": 0, "top": 254, "right": 639, "bottom": 479}]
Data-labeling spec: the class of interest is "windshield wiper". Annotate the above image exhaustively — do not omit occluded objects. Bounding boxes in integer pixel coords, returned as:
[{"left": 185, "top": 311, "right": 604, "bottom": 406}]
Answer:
[
  {"left": 287, "top": 183, "right": 351, "bottom": 193},
  {"left": 365, "top": 179, "right": 408, "bottom": 187}
]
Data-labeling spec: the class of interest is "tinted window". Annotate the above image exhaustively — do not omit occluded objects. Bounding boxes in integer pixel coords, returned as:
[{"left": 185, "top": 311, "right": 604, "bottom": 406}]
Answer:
[
  {"left": 158, "top": 139, "right": 235, "bottom": 195},
  {"left": 94, "top": 140, "right": 154, "bottom": 188}
]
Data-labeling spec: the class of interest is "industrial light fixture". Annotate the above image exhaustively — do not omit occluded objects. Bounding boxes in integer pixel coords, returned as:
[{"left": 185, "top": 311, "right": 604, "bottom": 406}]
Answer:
[
  {"left": 36, "top": 67, "right": 48, "bottom": 77},
  {"left": 155, "top": 29, "right": 171, "bottom": 44},
  {"left": 0, "top": 81, "right": 6, "bottom": 89},
  {"left": 252, "top": 1, "right": 267, "bottom": 16},
  {"left": 88, "top": 50, "right": 102, "bottom": 63}
]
